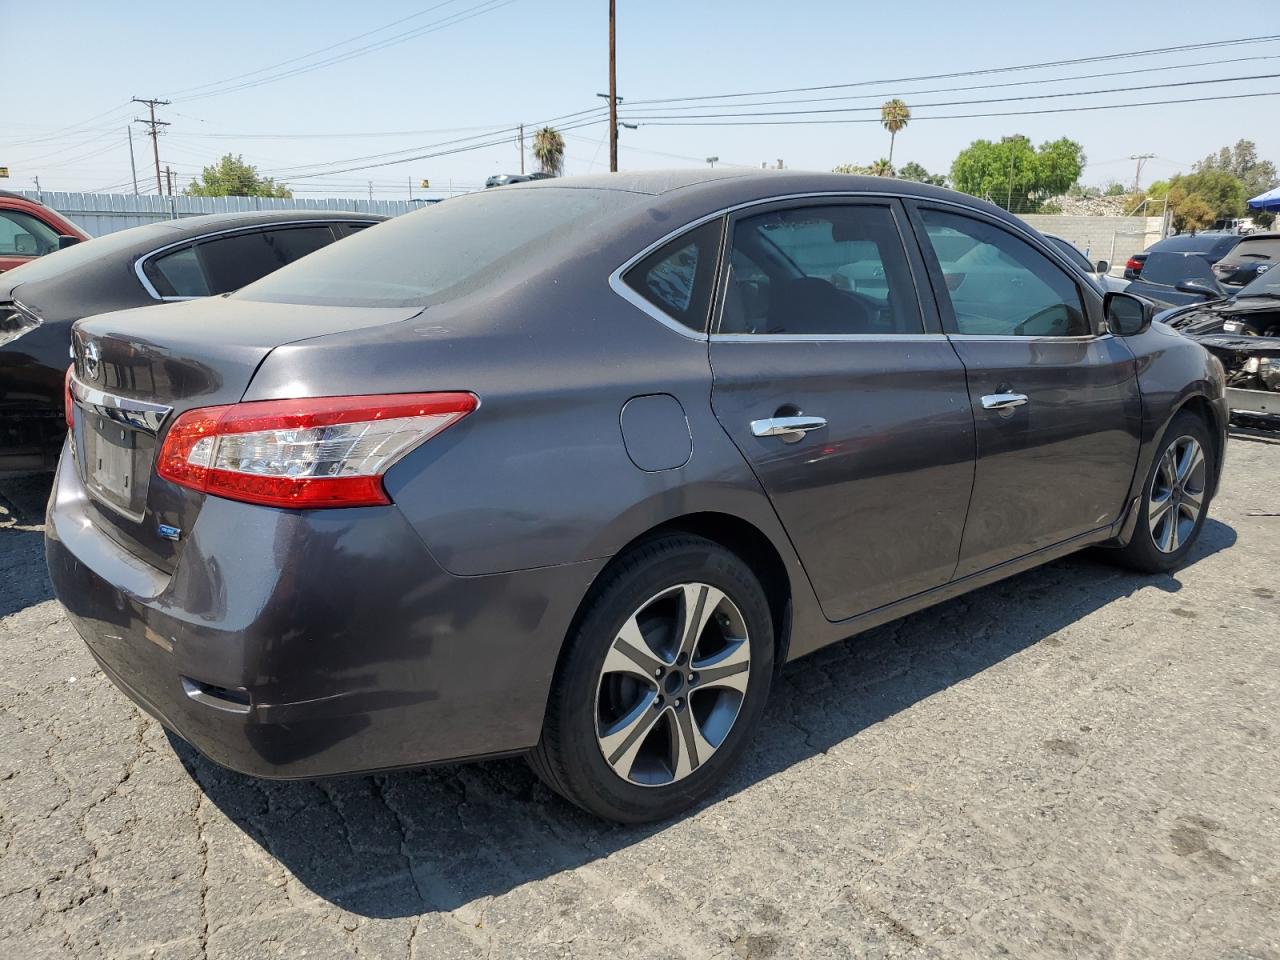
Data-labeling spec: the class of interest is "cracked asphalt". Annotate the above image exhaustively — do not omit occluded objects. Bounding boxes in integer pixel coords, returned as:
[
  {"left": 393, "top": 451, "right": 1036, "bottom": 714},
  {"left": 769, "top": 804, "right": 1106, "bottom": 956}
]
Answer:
[{"left": 2, "top": 432, "right": 1278, "bottom": 960}]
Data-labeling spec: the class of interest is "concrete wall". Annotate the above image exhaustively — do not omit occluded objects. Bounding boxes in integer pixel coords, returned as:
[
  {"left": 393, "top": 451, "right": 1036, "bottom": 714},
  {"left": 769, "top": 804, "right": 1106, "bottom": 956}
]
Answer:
[
  {"left": 14, "top": 190, "right": 430, "bottom": 237},
  {"left": 1020, "top": 214, "right": 1164, "bottom": 271}
]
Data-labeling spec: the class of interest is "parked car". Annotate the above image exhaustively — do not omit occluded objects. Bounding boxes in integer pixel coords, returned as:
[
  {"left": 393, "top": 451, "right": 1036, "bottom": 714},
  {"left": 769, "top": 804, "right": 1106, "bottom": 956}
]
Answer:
[
  {"left": 1124, "top": 251, "right": 1229, "bottom": 309},
  {"left": 485, "top": 172, "right": 554, "bottom": 188},
  {"left": 48, "top": 171, "right": 1226, "bottom": 822},
  {"left": 1158, "top": 266, "right": 1280, "bottom": 425},
  {"left": 1123, "top": 232, "right": 1241, "bottom": 281},
  {"left": 1043, "top": 234, "right": 1128, "bottom": 293},
  {"left": 1, "top": 210, "right": 383, "bottom": 477},
  {"left": 0, "top": 190, "right": 89, "bottom": 274},
  {"left": 1210, "top": 232, "right": 1280, "bottom": 287}
]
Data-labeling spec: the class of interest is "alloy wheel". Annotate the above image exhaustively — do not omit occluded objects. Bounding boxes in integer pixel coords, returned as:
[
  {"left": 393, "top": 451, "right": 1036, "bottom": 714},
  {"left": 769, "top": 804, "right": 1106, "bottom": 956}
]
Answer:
[
  {"left": 594, "top": 583, "right": 751, "bottom": 787},
  {"left": 1149, "top": 434, "right": 1206, "bottom": 554}
]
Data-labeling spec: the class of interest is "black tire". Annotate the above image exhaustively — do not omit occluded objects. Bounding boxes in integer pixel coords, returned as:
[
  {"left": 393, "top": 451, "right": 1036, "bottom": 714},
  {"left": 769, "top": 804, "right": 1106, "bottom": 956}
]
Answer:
[
  {"left": 528, "top": 534, "right": 774, "bottom": 823},
  {"left": 1113, "top": 410, "right": 1215, "bottom": 573}
]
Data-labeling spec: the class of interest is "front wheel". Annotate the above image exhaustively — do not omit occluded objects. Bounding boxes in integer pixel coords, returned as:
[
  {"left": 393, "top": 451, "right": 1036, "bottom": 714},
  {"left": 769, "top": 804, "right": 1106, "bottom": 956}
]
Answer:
[
  {"left": 1114, "top": 410, "right": 1214, "bottom": 573},
  {"left": 528, "top": 535, "right": 774, "bottom": 823}
]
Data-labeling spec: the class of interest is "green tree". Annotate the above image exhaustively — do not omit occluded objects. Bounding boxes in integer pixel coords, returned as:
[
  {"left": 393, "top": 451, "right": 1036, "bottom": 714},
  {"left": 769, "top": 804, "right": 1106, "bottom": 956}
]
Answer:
[
  {"left": 532, "top": 126, "right": 565, "bottom": 177},
  {"left": 880, "top": 99, "right": 910, "bottom": 167},
  {"left": 1168, "top": 170, "right": 1245, "bottom": 220},
  {"left": 949, "top": 135, "right": 1085, "bottom": 213},
  {"left": 897, "top": 161, "right": 946, "bottom": 186},
  {"left": 185, "top": 154, "right": 291, "bottom": 198},
  {"left": 1166, "top": 185, "right": 1216, "bottom": 234},
  {"left": 1194, "top": 139, "right": 1276, "bottom": 227},
  {"left": 832, "top": 159, "right": 894, "bottom": 177}
]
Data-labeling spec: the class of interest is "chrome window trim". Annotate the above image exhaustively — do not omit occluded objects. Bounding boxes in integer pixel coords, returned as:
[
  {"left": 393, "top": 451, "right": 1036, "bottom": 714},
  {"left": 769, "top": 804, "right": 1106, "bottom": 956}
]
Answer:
[
  {"left": 133, "top": 219, "right": 380, "bottom": 301},
  {"left": 711, "top": 332, "right": 948, "bottom": 344},
  {"left": 947, "top": 333, "right": 1114, "bottom": 344},
  {"left": 609, "top": 190, "right": 1102, "bottom": 343}
]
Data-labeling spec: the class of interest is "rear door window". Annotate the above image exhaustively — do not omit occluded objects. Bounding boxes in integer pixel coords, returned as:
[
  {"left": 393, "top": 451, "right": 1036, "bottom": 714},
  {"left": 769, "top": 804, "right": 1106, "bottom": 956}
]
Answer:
[
  {"left": 196, "top": 225, "right": 337, "bottom": 293},
  {"left": 719, "top": 203, "right": 923, "bottom": 336}
]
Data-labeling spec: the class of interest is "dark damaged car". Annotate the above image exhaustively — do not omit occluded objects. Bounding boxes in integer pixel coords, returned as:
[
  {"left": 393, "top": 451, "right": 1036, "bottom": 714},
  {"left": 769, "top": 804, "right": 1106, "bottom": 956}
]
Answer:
[
  {"left": 1159, "top": 266, "right": 1280, "bottom": 424},
  {"left": 48, "top": 171, "right": 1228, "bottom": 822}
]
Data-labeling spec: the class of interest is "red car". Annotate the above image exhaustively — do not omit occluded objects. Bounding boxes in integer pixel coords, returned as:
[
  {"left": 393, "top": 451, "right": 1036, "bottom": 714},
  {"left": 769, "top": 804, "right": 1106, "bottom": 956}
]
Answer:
[{"left": 0, "top": 190, "right": 89, "bottom": 274}]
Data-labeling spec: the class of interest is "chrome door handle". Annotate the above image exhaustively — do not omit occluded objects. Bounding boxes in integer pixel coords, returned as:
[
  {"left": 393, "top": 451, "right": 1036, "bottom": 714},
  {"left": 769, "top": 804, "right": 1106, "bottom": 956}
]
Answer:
[
  {"left": 981, "top": 393, "right": 1028, "bottom": 411},
  {"left": 750, "top": 415, "right": 828, "bottom": 442}
]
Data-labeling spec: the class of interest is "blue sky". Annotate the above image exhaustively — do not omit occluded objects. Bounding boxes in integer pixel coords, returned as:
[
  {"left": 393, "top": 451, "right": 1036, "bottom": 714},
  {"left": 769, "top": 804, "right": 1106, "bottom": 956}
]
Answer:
[{"left": 3, "top": 1, "right": 1277, "bottom": 199}]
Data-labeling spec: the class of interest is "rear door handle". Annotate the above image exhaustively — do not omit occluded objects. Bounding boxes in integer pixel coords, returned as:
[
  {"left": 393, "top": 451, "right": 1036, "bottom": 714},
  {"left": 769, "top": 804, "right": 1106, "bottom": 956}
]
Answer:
[
  {"left": 750, "top": 415, "right": 828, "bottom": 442},
  {"left": 981, "top": 393, "right": 1029, "bottom": 411}
]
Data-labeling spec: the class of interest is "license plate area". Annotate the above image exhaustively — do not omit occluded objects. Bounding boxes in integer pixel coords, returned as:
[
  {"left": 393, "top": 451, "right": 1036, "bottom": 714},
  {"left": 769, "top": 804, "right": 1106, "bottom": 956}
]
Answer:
[{"left": 80, "top": 414, "right": 155, "bottom": 520}]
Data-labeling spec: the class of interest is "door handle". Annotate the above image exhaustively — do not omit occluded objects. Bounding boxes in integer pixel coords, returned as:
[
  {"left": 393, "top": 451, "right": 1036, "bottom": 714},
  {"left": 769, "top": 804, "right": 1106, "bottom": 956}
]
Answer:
[
  {"left": 981, "top": 393, "right": 1029, "bottom": 411},
  {"left": 750, "top": 415, "right": 828, "bottom": 442}
]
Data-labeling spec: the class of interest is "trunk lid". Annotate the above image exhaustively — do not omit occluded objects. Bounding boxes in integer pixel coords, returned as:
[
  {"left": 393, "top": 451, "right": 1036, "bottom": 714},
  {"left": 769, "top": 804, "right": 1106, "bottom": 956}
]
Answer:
[{"left": 69, "top": 297, "right": 423, "bottom": 572}]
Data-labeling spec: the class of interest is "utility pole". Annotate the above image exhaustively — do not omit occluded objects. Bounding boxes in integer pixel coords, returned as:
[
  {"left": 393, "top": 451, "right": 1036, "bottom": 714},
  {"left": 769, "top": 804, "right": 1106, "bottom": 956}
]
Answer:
[
  {"left": 127, "top": 126, "right": 139, "bottom": 195},
  {"left": 132, "top": 98, "right": 170, "bottom": 196},
  {"left": 165, "top": 165, "right": 174, "bottom": 196},
  {"left": 33, "top": 176, "right": 41, "bottom": 199},
  {"left": 1130, "top": 153, "right": 1155, "bottom": 192},
  {"left": 608, "top": 0, "right": 617, "bottom": 173},
  {"left": 1007, "top": 152, "right": 1016, "bottom": 211},
  {"left": 368, "top": 181, "right": 374, "bottom": 202},
  {"left": 518, "top": 123, "right": 525, "bottom": 175}
]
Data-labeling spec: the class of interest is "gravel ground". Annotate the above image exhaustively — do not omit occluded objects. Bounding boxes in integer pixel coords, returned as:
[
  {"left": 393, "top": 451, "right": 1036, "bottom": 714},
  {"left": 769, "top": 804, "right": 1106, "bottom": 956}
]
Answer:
[{"left": 1, "top": 433, "right": 1278, "bottom": 960}]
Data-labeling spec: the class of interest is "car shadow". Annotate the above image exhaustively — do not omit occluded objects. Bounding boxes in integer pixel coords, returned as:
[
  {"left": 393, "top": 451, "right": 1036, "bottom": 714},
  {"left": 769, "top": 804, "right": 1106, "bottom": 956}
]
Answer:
[
  {"left": 172, "top": 517, "right": 1236, "bottom": 918},
  {"left": 0, "top": 475, "right": 54, "bottom": 618}
]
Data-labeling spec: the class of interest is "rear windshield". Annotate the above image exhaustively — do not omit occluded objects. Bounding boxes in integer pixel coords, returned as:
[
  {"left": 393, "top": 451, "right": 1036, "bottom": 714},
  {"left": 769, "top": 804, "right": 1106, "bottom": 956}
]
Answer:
[
  {"left": 236, "top": 187, "right": 644, "bottom": 308},
  {"left": 1140, "top": 252, "right": 1220, "bottom": 286},
  {"left": 1151, "top": 234, "right": 1239, "bottom": 257},
  {"left": 1226, "top": 237, "right": 1280, "bottom": 261}
]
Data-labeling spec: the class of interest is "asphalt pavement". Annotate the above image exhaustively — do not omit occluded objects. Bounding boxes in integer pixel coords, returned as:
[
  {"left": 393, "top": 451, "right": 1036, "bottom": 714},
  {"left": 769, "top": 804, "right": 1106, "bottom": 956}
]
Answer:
[{"left": 1, "top": 433, "right": 1277, "bottom": 959}]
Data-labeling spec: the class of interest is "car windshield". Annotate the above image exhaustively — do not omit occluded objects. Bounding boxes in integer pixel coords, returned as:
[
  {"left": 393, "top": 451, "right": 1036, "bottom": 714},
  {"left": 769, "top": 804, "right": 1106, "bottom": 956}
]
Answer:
[
  {"left": 236, "top": 187, "right": 644, "bottom": 307},
  {"left": 1236, "top": 266, "right": 1280, "bottom": 298}
]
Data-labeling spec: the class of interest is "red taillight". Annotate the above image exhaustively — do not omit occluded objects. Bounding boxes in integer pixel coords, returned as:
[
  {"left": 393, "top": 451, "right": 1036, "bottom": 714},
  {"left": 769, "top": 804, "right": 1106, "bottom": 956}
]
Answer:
[
  {"left": 64, "top": 365, "right": 75, "bottom": 428},
  {"left": 157, "top": 392, "right": 477, "bottom": 509},
  {"left": 1125, "top": 257, "right": 1143, "bottom": 272}
]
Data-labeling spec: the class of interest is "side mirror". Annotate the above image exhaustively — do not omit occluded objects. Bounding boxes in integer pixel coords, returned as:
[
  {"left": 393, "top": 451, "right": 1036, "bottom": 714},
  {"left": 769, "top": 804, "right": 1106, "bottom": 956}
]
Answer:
[
  {"left": 56, "top": 235, "right": 82, "bottom": 250},
  {"left": 1095, "top": 260, "right": 1109, "bottom": 274},
  {"left": 1104, "top": 291, "right": 1153, "bottom": 337},
  {"left": 1174, "top": 277, "right": 1220, "bottom": 299}
]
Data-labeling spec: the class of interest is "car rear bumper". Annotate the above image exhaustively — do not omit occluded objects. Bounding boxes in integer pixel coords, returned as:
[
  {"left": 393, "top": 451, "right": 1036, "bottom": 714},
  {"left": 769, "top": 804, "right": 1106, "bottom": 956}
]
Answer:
[{"left": 45, "top": 444, "right": 603, "bottom": 779}]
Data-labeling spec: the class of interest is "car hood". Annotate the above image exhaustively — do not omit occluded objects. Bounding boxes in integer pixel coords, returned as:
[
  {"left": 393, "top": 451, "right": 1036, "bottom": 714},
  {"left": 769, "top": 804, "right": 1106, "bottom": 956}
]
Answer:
[{"left": 1160, "top": 295, "right": 1280, "bottom": 329}]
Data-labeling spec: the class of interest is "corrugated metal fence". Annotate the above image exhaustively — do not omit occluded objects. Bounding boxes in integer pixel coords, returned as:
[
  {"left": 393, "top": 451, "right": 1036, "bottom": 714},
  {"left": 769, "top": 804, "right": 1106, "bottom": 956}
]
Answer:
[{"left": 13, "top": 191, "right": 426, "bottom": 237}]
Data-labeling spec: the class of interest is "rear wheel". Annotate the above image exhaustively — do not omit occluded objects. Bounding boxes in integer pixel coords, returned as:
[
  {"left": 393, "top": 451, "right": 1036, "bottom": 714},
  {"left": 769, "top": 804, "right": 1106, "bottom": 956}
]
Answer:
[
  {"left": 1114, "top": 410, "right": 1214, "bottom": 573},
  {"left": 529, "top": 535, "right": 774, "bottom": 822}
]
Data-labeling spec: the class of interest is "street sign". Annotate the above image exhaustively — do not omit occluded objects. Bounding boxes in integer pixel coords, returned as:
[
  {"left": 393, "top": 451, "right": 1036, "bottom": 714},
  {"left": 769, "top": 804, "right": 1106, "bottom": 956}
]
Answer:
[
  {"left": 420, "top": 179, "right": 430, "bottom": 189},
  {"left": 0, "top": 167, "right": 9, "bottom": 179}
]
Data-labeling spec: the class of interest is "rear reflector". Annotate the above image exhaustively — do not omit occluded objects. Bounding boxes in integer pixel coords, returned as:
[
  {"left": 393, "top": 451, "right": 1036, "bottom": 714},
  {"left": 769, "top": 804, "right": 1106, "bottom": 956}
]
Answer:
[{"left": 157, "top": 392, "right": 477, "bottom": 508}]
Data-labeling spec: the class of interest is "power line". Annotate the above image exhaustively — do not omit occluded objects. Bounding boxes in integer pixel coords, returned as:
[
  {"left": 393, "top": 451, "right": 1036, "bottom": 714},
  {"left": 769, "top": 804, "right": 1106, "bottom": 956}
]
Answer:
[
  {"left": 624, "top": 52, "right": 1280, "bottom": 114},
  {"left": 621, "top": 70, "right": 1280, "bottom": 120},
  {"left": 633, "top": 88, "right": 1280, "bottom": 126},
  {"left": 626, "top": 34, "right": 1280, "bottom": 106},
  {"left": 174, "top": 0, "right": 520, "bottom": 103}
]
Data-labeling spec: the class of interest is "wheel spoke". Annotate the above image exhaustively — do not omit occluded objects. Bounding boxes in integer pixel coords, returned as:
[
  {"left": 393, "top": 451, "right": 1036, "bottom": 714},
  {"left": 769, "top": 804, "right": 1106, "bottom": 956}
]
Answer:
[
  {"left": 1181, "top": 488, "right": 1203, "bottom": 516},
  {"left": 599, "top": 695, "right": 663, "bottom": 776},
  {"left": 1162, "top": 511, "right": 1180, "bottom": 552},
  {"left": 693, "top": 638, "right": 751, "bottom": 693},
  {"left": 1176, "top": 440, "right": 1204, "bottom": 483},
  {"left": 1148, "top": 491, "right": 1174, "bottom": 527},
  {"left": 671, "top": 706, "right": 714, "bottom": 779},
  {"left": 602, "top": 616, "right": 665, "bottom": 680},
  {"left": 676, "top": 584, "right": 725, "bottom": 662}
]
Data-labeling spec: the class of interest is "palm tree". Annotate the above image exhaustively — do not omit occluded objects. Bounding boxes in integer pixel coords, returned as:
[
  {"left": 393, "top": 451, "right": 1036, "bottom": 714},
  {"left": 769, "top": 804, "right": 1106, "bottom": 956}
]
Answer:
[
  {"left": 532, "top": 126, "right": 565, "bottom": 177},
  {"left": 869, "top": 158, "right": 894, "bottom": 177},
  {"left": 880, "top": 99, "right": 910, "bottom": 167}
]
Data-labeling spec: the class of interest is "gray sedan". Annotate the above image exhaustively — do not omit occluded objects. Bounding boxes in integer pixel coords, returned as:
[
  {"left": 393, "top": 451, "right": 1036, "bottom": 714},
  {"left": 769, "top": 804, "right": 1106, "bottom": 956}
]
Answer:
[{"left": 48, "top": 171, "right": 1227, "bottom": 822}]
